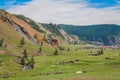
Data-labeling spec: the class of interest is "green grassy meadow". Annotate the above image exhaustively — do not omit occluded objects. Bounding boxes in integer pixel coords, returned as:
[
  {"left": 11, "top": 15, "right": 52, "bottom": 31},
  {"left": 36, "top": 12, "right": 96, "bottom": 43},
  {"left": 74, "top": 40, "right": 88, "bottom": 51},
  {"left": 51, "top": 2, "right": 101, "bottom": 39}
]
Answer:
[{"left": 0, "top": 44, "right": 120, "bottom": 80}]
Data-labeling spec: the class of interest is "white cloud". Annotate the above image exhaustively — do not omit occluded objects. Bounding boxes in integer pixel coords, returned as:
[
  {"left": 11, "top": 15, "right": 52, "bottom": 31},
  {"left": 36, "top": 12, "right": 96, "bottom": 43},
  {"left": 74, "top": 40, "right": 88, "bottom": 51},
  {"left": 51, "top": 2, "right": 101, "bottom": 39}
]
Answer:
[{"left": 7, "top": 0, "right": 120, "bottom": 25}]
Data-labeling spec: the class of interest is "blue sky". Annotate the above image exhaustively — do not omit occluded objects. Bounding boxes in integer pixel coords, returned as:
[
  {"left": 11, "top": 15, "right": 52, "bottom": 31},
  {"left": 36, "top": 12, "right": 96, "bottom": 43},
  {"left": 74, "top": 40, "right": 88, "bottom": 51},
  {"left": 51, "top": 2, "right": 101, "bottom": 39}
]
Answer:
[
  {"left": 0, "top": 0, "right": 32, "bottom": 9},
  {"left": 88, "top": 0, "right": 118, "bottom": 7},
  {"left": 0, "top": 0, "right": 120, "bottom": 25},
  {"left": 0, "top": 0, "right": 119, "bottom": 9}
]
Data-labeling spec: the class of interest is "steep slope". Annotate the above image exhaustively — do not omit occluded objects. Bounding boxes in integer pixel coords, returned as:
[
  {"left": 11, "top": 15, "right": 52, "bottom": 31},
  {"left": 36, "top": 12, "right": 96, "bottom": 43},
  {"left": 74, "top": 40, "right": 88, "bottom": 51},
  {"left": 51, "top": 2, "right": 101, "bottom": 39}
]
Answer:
[
  {"left": 60, "top": 24, "right": 120, "bottom": 45},
  {"left": 41, "top": 23, "right": 81, "bottom": 44},
  {"left": 0, "top": 10, "right": 40, "bottom": 55},
  {"left": 14, "top": 14, "right": 45, "bottom": 33},
  {"left": 0, "top": 10, "right": 57, "bottom": 76},
  {"left": 15, "top": 15, "right": 80, "bottom": 44},
  {"left": 0, "top": 10, "right": 55, "bottom": 55}
]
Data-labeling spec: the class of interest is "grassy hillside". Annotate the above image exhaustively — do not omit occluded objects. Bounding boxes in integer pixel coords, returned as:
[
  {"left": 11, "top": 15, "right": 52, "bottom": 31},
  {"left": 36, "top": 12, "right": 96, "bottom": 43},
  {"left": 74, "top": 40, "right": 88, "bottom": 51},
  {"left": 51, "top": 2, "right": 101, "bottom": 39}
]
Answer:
[
  {"left": 0, "top": 10, "right": 55, "bottom": 54},
  {"left": 0, "top": 9, "right": 57, "bottom": 77},
  {"left": 0, "top": 44, "right": 120, "bottom": 80},
  {"left": 60, "top": 24, "right": 120, "bottom": 45}
]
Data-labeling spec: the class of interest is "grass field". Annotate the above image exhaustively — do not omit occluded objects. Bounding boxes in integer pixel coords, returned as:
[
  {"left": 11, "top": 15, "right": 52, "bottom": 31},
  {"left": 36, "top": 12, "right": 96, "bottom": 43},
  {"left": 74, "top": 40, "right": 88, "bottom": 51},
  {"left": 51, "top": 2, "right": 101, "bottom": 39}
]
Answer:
[{"left": 0, "top": 44, "right": 120, "bottom": 80}]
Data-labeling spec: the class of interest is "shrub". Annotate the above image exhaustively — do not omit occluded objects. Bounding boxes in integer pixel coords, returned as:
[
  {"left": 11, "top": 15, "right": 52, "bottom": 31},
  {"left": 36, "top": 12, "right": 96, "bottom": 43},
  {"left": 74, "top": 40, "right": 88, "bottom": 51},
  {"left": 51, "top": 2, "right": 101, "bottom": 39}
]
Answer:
[{"left": 53, "top": 49, "right": 58, "bottom": 55}]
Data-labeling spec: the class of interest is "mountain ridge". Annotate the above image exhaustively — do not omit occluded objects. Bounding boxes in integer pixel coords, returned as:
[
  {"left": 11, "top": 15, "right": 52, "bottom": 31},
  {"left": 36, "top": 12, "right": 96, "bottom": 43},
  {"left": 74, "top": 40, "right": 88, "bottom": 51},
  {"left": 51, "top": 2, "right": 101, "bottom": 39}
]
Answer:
[
  {"left": 15, "top": 14, "right": 81, "bottom": 45},
  {"left": 60, "top": 24, "right": 120, "bottom": 45}
]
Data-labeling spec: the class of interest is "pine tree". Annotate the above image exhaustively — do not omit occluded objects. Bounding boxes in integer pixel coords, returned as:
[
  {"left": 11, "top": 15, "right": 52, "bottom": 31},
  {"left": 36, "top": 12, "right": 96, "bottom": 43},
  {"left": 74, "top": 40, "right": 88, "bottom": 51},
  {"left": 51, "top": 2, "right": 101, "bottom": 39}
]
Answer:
[
  {"left": 53, "top": 49, "right": 58, "bottom": 55},
  {"left": 21, "top": 57, "right": 25, "bottom": 65},
  {"left": 100, "top": 48, "right": 104, "bottom": 55},
  {"left": 31, "top": 55, "right": 35, "bottom": 65},
  {"left": 67, "top": 48, "right": 70, "bottom": 52},
  {"left": 23, "top": 49, "right": 28, "bottom": 59},
  {"left": 39, "top": 47, "right": 42, "bottom": 53},
  {"left": 20, "top": 37, "right": 25, "bottom": 47},
  {"left": 97, "top": 50, "right": 101, "bottom": 55},
  {"left": 30, "top": 55, "right": 35, "bottom": 69},
  {"left": 0, "top": 38, "right": 4, "bottom": 46}
]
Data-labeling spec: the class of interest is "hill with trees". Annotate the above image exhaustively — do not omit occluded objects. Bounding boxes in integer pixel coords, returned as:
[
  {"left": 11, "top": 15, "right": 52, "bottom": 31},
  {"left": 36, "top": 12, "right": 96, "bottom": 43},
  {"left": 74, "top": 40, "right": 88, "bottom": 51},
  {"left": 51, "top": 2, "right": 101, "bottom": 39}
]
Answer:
[{"left": 60, "top": 24, "right": 120, "bottom": 45}]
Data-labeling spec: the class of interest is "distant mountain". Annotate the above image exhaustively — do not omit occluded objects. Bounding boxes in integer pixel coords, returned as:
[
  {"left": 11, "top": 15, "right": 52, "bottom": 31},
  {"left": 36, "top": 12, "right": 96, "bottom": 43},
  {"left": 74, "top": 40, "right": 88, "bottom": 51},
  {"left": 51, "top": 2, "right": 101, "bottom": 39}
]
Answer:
[{"left": 60, "top": 24, "right": 120, "bottom": 45}]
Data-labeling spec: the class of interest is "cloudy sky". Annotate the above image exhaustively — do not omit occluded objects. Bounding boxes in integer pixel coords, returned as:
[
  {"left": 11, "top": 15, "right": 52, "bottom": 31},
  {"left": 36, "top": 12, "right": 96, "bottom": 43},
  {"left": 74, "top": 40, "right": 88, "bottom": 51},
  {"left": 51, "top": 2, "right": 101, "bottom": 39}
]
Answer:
[{"left": 0, "top": 0, "right": 120, "bottom": 25}]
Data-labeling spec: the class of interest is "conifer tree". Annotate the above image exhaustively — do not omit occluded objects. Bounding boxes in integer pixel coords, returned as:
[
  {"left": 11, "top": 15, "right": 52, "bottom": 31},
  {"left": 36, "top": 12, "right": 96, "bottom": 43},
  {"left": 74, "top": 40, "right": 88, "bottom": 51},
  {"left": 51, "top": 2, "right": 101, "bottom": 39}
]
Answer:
[
  {"left": 30, "top": 55, "right": 35, "bottom": 69},
  {"left": 23, "top": 49, "right": 28, "bottom": 59},
  {"left": 67, "top": 48, "right": 70, "bottom": 52},
  {"left": 31, "top": 55, "right": 35, "bottom": 65},
  {"left": 53, "top": 49, "right": 58, "bottom": 55},
  {"left": 39, "top": 47, "right": 42, "bottom": 53},
  {"left": 21, "top": 57, "right": 25, "bottom": 65},
  {"left": 97, "top": 50, "right": 101, "bottom": 55},
  {"left": 100, "top": 48, "right": 104, "bottom": 55},
  {"left": 20, "top": 37, "right": 25, "bottom": 47}
]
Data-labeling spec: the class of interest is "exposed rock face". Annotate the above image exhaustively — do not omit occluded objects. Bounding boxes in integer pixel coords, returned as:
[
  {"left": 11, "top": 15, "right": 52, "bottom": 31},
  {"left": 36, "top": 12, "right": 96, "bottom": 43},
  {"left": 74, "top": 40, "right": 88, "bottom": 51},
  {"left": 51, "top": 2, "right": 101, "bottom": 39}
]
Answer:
[
  {"left": 69, "top": 35, "right": 81, "bottom": 44},
  {"left": 14, "top": 14, "right": 81, "bottom": 45},
  {"left": 59, "top": 29, "right": 80, "bottom": 44},
  {"left": 41, "top": 23, "right": 81, "bottom": 44}
]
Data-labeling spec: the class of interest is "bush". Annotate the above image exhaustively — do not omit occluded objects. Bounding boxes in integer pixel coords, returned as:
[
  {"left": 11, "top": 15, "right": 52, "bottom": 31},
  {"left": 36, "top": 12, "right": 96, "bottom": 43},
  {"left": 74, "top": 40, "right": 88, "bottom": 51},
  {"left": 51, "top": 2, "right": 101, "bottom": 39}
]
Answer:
[{"left": 53, "top": 49, "right": 58, "bottom": 55}]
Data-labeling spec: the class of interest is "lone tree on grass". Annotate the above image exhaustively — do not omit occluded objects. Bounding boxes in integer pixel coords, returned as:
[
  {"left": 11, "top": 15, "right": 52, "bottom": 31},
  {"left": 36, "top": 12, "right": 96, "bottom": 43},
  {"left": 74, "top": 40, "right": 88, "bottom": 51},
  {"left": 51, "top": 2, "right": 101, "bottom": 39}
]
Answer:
[
  {"left": 23, "top": 49, "right": 28, "bottom": 59},
  {"left": 97, "top": 48, "right": 104, "bottom": 55},
  {"left": 20, "top": 37, "right": 25, "bottom": 47},
  {"left": 97, "top": 50, "right": 101, "bottom": 55},
  {"left": 38, "top": 47, "right": 42, "bottom": 53},
  {"left": 0, "top": 38, "right": 4, "bottom": 46},
  {"left": 67, "top": 48, "right": 70, "bottom": 52},
  {"left": 100, "top": 48, "right": 104, "bottom": 55},
  {"left": 53, "top": 49, "right": 58, "bottom": 56}
]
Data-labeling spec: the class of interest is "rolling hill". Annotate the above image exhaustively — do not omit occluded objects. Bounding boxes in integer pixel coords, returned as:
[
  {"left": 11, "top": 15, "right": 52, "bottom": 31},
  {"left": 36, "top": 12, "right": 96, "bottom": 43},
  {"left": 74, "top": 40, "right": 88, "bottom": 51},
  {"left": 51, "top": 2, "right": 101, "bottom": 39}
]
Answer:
[{"left": 60, "top": 24, "right": 120, "bottom": 45}]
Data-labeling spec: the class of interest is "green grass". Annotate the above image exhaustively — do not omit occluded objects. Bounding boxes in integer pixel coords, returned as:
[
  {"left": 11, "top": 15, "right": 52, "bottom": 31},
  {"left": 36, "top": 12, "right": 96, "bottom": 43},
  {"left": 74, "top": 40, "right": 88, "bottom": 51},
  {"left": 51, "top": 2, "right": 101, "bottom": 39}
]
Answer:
[{"left": 0, "top": 45, "right": 120, "bottom": 80}]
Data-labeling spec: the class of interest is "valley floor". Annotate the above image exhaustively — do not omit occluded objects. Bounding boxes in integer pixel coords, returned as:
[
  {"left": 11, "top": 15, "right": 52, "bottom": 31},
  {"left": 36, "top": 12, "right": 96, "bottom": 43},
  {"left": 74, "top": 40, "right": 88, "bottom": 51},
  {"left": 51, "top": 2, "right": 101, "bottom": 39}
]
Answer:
[{"left": 0, "top": 45, "right": 120, "bottom": 80}]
